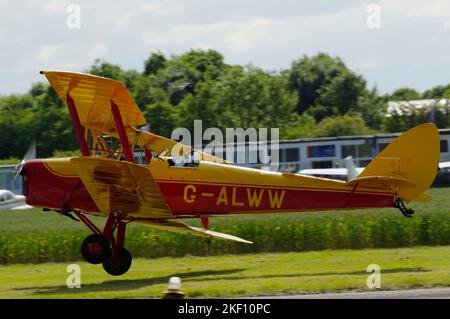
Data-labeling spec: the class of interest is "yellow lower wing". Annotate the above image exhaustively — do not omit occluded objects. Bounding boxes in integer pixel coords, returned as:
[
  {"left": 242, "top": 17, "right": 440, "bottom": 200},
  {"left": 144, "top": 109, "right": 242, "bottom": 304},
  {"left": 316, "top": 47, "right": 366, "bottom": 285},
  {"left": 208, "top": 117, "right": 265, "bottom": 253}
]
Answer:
[
  {"left": 135, "top": 219, "right": 253, "bottom": 244},
  {"left": 70, "top": 157, "right": 172, "bottom": 218}
]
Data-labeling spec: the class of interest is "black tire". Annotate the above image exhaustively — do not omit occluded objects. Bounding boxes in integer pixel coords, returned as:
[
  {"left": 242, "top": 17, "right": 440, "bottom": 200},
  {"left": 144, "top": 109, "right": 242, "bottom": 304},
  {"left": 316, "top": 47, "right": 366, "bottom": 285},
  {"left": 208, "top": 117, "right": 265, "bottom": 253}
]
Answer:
[
  {"left": 81, "top": 234, "right": 111, "bottom": 264},
  {"left": 102, "top": 248, "right": 132, "bottom": 276}
]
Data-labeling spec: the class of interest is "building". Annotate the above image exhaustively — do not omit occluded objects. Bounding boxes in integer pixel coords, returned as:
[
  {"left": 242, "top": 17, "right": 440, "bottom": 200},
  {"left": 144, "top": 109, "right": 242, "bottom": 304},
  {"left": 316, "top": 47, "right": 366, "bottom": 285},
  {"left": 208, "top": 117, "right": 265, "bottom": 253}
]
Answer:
[
  {"left": 387, "top": 99, "right": 450, "bottom": 116},
  {"left": 221, "top": 128, "right": 450, "bottom": 172}
]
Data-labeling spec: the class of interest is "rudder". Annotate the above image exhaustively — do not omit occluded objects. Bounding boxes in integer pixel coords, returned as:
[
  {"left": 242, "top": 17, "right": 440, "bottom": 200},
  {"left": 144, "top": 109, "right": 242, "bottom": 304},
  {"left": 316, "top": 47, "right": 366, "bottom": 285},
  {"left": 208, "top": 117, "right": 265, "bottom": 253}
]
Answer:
[{"left": 355, "top": 123, "right": 440, "bottom": 202}]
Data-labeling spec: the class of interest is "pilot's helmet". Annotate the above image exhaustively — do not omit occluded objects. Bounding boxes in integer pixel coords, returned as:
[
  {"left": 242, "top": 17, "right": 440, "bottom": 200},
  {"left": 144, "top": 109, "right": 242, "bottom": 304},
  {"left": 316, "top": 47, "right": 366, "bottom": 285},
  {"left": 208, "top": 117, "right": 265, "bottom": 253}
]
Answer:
[{"left": 184, "top": 152, "right": 192, "bottom": 163}]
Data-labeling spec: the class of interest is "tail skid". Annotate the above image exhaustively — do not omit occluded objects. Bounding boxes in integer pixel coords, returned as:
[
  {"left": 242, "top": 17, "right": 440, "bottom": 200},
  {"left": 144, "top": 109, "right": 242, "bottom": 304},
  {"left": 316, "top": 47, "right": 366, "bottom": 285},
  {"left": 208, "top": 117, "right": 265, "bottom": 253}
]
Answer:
[{"left": 394, "top": 197, "right": 415, "bottom": 217}]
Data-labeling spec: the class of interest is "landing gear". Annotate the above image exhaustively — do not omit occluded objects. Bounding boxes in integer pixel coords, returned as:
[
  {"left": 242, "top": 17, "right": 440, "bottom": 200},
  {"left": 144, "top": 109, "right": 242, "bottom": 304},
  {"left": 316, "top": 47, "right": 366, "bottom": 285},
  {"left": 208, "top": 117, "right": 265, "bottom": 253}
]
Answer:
[
  {"left": 394, "top": 197, "right": 415, "bottom": 218},
  {"left": 102, "top": 248, "right": 132, "bottom": 276},
  {"left": 81, "top": 234, "right": 110, "bottom": 264},
  {"left": 74, "top": 211, "right": 133, "bottom": 276}
]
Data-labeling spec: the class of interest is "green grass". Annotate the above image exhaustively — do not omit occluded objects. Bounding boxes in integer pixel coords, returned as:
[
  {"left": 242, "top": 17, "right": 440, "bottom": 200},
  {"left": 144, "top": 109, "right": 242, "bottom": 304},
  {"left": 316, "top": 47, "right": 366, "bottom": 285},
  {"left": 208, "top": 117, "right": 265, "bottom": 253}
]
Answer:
[
  {"left": 0, "top": 246, "right": 448, "bottom": 298},
  {"left": 0, "top": 188, "right": 450, "bottom": 264}
]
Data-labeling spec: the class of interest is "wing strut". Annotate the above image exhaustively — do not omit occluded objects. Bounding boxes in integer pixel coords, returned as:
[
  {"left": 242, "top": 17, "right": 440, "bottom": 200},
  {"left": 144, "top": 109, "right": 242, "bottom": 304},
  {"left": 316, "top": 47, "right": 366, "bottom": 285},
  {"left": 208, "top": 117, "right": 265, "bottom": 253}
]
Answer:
[
  {"left": 111, "top": 100, "right": 135, "bottom": 163},
  {"left": 67, "top": 94, "right": 90, "bottom": 156}
]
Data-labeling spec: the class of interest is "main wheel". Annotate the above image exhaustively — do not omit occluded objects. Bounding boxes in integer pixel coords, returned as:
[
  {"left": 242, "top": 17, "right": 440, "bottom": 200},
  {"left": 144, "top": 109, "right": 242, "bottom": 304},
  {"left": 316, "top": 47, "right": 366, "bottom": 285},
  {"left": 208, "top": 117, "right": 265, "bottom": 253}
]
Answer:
[
  {"left": 102, "top": 248, "right": 132, "bottom": 276},
  {"left": 81, "top": 234, "right": 111, "bottom": 264}
]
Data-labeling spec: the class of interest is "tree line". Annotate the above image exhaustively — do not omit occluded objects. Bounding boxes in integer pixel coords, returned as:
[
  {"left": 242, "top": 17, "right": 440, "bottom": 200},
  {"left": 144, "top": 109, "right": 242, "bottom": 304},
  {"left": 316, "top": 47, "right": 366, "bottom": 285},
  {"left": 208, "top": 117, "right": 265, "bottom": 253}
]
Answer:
[{"left": 1, "top": 50, "right": 450, "bottom": 160}]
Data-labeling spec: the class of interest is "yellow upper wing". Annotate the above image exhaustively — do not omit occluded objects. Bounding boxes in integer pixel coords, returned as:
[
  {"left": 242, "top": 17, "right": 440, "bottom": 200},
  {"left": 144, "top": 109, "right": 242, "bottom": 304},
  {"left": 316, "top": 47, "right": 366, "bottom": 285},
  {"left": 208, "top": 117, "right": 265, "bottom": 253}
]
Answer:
[
  {"left": 42, "top": 70, "right": 228, "bottom": 164},
  {"left": 41, "top": 70, "right": 146, "bottom": 131}
]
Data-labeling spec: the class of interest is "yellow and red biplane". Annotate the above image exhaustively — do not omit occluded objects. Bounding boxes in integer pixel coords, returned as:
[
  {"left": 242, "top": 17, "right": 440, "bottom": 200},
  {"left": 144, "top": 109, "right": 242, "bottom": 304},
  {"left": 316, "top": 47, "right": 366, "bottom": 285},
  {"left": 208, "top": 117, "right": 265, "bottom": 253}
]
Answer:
[{"left": 18, "top": 71, "right": 440, "bottom": 276}]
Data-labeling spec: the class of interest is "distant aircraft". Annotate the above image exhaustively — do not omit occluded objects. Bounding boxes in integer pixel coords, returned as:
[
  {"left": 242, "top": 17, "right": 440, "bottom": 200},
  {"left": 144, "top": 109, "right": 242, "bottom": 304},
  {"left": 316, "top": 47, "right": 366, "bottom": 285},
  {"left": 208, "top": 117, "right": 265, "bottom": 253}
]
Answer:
[
  {"left": 299, "top": 156, "right": 363, "bottom": 181},
  {"left": 439, "top": 162, "right": 450, "bottom": 171},
  {"left": 15, "top": 71, "right": 440, "bottom": 276},
  {"left": 0, "top": 190, "right": 32, "bottom": 210}
]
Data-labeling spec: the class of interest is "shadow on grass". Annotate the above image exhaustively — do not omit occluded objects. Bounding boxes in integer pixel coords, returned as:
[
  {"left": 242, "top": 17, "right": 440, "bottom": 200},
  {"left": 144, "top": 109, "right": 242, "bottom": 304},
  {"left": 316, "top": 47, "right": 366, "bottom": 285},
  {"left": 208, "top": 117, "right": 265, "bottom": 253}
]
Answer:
[
  {"left": 15, "top": 268, "right": 246, "bottom": 295},
  {"left": 185, "top": 267, "right": 431, "bottom": 282},
  {"left": 17, "top": 267, "right": 430, "bottom": 296}
]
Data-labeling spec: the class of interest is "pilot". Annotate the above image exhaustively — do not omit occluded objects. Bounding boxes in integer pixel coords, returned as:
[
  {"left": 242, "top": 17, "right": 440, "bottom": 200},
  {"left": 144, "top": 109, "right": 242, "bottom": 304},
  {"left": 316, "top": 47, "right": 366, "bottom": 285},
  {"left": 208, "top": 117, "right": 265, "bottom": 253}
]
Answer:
[
  {"left": 183, "top": 152, "right": 192, "bottom": 166},
  {"left": 193, "top": 151, "right": 201, "bottom": 164},
  {"left": 174, "top": 156, "right": 184, "bottom": 167}
]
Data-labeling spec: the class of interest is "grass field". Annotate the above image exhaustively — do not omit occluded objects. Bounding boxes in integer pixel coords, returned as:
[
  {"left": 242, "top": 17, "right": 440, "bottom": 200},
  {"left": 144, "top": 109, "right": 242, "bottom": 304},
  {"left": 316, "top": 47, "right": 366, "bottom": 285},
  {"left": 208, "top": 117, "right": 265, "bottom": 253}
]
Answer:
[
  {"left": 1, "top": 188, "right": 450, "bottom": 263},
  {"left": 0, "top": 189, "right": 449, "bottom": 298},
  {"left": 2, "top": 187, "right": 450, "bottom": 233},
  {"left": 0, "top": 246, "right": 449, "bottom": 298}
]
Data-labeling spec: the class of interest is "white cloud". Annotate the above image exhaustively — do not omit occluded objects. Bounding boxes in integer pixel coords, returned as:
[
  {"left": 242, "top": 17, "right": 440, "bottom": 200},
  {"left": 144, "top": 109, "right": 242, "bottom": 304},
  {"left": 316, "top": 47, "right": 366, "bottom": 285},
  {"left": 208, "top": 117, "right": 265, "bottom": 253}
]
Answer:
[
  {"left": 88, "top": 43, "right": 109, "bottom": 60},
  {"left": 351, "top": 58, "right": 381, "bottom": 71},
  {"left": 196, "top": 42, "right": 214, "bottom": 50},
  {"left": 114, "top": 11, "right": 139, "bottom": 28},
  {"left": 139, "top": 1, "right": 184, "bottom": 15},
  {"left": 2, "top": 0, "right": 450, "bottom": 95},
  {"left": 36, "top": 43, "right": 69, "bottom": 63},
  {"left": 43, "top": 0, "right": 69, "bottom": 13},
  {"left": 380, "top": 0, "right": 450, "bottom": 18},
  {"left": 141, "top": 18, "right": 278, "bottom": 53},
  {"left": 224, "top": 18, "right": 274, "bottom": 53}
]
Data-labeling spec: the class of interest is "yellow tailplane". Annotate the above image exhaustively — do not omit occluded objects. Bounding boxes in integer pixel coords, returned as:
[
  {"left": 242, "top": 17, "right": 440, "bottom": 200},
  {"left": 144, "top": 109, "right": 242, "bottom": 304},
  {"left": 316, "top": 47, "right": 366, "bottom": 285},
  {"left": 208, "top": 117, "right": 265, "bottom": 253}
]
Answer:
[{"left": 350, "top": 123, "right": 440, "bottom": 202}]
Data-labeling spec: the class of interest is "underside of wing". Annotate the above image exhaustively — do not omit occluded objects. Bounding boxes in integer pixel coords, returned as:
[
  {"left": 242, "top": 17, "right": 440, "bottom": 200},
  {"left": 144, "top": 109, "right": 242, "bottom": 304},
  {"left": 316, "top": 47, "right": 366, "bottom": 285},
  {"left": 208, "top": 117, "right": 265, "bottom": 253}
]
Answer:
[
  {"left": 70, "top": 157, "right": 172, "bottom": 219},
  {"left": 135, "top": 219, "right": 253, "bottom": 244}
]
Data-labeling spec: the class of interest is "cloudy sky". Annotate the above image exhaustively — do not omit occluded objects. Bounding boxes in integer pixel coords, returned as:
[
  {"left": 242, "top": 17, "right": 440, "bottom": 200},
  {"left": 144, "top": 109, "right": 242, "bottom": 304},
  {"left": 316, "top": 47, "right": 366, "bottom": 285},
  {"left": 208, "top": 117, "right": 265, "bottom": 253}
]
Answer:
[{"left": 1, "top": 0, "right": 450, "bottom": 95}]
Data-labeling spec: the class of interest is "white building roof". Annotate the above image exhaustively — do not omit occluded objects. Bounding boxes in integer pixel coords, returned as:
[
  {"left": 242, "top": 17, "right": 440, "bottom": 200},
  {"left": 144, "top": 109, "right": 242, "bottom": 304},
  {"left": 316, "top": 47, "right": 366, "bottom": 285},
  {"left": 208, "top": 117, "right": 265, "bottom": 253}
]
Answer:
[{"left": 387, "top": 99, "right": 450, "bottom": 116}]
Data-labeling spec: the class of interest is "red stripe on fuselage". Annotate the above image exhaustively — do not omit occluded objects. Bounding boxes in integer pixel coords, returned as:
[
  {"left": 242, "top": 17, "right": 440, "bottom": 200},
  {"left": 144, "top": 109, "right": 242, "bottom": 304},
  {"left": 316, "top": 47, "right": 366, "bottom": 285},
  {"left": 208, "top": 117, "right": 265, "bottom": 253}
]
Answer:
[
  {"left": 157, "top": 181, "right": 395, "bottom": 215},
  {"left": 24, "top": 159, "right": 98, "bottom": 212},
  {"left": 22, "top": 159, "right": 395, "bottom": 218}
]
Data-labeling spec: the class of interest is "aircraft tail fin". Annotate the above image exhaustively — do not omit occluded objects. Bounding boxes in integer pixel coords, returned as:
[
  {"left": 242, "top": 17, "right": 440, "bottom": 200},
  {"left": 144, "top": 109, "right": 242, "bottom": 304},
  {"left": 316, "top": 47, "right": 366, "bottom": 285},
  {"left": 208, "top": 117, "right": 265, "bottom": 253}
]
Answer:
[{"left": 349, "top": 123, "right": 440, "bottom": 203}]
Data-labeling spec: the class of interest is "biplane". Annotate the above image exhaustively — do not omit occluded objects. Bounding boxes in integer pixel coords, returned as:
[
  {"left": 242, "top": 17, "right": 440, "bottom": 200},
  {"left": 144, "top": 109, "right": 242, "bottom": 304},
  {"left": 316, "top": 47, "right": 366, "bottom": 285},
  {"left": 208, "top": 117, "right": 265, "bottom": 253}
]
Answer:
[{"left": 17, "top": 71, "right": 440, "bottom": 276}]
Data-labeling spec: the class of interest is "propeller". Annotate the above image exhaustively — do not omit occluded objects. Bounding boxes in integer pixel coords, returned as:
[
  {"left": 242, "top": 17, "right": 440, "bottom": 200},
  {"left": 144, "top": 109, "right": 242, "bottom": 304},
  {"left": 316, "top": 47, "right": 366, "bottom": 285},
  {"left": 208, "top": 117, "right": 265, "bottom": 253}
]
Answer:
[{"left": 13, "top": 139, "right": 36, "bottom": 182}]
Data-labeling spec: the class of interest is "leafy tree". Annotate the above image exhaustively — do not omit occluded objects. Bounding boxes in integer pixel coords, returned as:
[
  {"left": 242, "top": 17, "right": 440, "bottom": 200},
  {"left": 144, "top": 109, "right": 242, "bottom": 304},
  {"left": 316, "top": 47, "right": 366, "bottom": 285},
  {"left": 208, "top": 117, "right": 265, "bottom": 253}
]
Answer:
[
  {"left": 314, "top": 114, "right": 375, "bottom": 137},
  {"left": 357, "top": 88, "right": 389, "bottom": 130},
  {"left": 177, "top": 65, "right": 298, "bottom": 139},
  {"left": 2, "top": 50, "right": 450, "bottom": 160},
  {"left": 443, "top": 87, "right": 450, "bottom": 99},
  {"left": 288, "top": 53, "right": 367, "bottom": 121},
  {"left": 144, "top": 51, "right": 166, "bottom": 76},
  {"left": 89, "top": 59, "right": 126, "bottom": 81},
  {"left": 389, "top": 87, "right": 421, "bottom": 101},
  {"left": 423, "top": 84, "right": 450, "bottom": 99},
  {"left": 152, "top": 49, "right": 228, "bottom": 105},
  {"left": 283, "top": 113, "right": 317, "bottom": 139},
  {"left": 53, "top": 149, "right": 81, "bottom": 157}
]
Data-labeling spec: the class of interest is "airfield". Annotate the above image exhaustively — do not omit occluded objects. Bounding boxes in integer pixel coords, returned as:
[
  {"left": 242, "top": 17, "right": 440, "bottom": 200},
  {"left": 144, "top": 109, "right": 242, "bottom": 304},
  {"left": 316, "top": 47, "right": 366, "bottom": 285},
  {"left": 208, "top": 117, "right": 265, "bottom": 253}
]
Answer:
[
  {"left": 1, "top": 188, "right": 449, "bottom": 299},
  {"left": 0, "top": 246, "right": 449, "bottom": 298}
]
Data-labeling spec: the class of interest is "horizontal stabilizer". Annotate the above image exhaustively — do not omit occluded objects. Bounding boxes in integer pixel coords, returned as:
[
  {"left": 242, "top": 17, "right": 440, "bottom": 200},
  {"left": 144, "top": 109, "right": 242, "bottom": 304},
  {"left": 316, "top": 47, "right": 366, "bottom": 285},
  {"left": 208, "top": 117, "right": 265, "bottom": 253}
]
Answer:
[
  {"left": 135, "top": 219, "right": 253, "bottom": 244},
  {"left": 414, "top": 193, "right": 433, "bottom": 202},
  {"left": 347, "top": 176, "right": 416, "bottom": 189}
]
